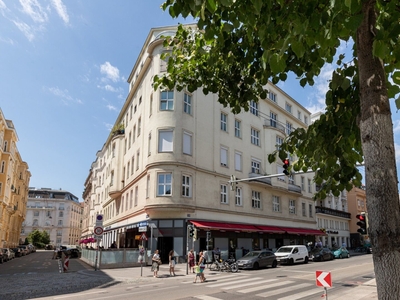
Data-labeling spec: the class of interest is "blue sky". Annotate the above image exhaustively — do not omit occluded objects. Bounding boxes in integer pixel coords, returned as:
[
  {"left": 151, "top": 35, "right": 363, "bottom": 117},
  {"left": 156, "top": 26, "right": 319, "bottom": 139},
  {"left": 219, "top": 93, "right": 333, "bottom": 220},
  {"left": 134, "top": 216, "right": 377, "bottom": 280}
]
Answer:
[{"left": 0, "top": 1, "right": 396, "bottom": 200}]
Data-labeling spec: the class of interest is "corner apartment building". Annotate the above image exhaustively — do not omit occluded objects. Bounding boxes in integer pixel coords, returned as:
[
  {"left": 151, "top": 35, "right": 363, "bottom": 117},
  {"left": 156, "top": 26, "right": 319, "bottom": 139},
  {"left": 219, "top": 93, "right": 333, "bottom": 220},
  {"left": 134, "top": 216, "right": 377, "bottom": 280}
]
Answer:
[
  {"left": 0, "top": 108, "right": 30, "bottom": 248},
  {"left": 22, "top": 188, "right": 83, "bottom": 247},
  {"left": 83, "top": 25, "right": 325, "bottom": 262}
]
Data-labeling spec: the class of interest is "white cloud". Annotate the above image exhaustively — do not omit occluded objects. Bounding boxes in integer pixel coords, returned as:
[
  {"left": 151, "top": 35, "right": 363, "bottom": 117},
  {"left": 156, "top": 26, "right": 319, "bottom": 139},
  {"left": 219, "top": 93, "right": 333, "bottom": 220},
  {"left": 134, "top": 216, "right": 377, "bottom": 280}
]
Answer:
[
  {"left": 0, "top": 36, "right": 15, "bottom": 45},
  {"left": 100, "top": 62, "right": 120, "bottom": 82},
  {"left": 393, "top": 120, "right": 400, "bottom": 134},
  {"left": 106, "top": 104, "right": 117, "bottom": 111},
  {"left": 395, "top": 143, "right": 400, "bottom": 163},
  {"left": 13, "top": 21, "right": 35, "bottom": 41},
  {"left": 19, "top": 0, "right": 48, "bottom": 23},
  {"left": 47, "top": 86, "right": 82, "bottom": 104},
  {"left": 305, "top": 65, "right": 334, "bottom": 114},
  {"left": 0, "top": 0, "right": 6, "bottom": 10},
  {"left": 51, "top": 0, "right": 69, "bottom": 24},
  {"left": 105, "top": 123, "right": 114, "bottom": 131}
]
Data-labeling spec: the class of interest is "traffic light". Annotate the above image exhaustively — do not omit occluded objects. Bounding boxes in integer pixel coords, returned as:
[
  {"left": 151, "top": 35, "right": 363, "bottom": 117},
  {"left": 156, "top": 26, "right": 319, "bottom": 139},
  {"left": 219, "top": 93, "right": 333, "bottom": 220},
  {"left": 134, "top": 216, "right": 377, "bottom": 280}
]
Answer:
[
  {"left": 283, "top": 158, "right": 290, "bottom": 175},
  {"left": 193, "top": 228, "right": 197, "bottom": 240},
  {"left": 206, "top": 231, "right": 211, "bottom": 241},
  {"left": 229, "top": 175, "right": 237, "bottom": 191},
  {"left": 356, "top": 212, "right": 367, "bottom": 235},
  {"left": 189, "top": 225, "right": 194, "bottom": 237}
]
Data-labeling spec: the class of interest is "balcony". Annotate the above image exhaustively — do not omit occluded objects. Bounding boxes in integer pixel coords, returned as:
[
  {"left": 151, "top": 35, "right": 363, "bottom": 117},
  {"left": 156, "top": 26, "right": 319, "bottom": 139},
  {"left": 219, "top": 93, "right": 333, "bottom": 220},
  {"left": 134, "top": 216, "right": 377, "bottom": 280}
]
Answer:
[
  {"left": 315, "top": 206, "right": 351, "bottom": 219},
  {"left": 263, "top": 119, "right": 286, "bottom": 135},
  {"left": 248, "top": 173, "right": 272, "bottom": 185}
]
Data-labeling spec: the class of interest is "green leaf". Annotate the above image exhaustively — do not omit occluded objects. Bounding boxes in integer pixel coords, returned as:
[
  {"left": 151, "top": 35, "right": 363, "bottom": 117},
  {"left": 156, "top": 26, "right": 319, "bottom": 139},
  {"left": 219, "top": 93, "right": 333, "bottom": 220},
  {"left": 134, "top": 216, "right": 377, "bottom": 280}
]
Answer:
[
  {"left": 373, "top": 40, "right": 390, "bottom": 59},
  {"left": 291, "top": 41, "right": 305, "bottom": 59},
  {"left": 269, "top": 53, "right": 286, "bottom": 73}
]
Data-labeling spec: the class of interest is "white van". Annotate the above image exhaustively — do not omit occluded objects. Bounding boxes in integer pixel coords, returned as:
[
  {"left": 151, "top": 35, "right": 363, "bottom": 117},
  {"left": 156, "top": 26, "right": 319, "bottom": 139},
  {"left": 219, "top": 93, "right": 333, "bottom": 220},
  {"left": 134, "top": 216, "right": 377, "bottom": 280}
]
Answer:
[{"left": 274, "top": 245, "right": 309, "bottom": 264}]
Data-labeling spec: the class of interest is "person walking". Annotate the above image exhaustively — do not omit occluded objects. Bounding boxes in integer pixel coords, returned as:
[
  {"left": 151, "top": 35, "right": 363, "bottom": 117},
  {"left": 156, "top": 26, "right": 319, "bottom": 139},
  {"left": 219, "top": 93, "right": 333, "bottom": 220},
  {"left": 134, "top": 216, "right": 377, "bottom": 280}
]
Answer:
[
  {"left": 198, "top": 251, "right": 206, "bottom": 282},
  {"left": 151, "top": 249, "right": 161, "bottom": 278},
  {"left": 169, "top": 250, "right": 176, "bottom": 276},
  {"left": 188, "top": 249, "right": 195, "bottom": 273}
]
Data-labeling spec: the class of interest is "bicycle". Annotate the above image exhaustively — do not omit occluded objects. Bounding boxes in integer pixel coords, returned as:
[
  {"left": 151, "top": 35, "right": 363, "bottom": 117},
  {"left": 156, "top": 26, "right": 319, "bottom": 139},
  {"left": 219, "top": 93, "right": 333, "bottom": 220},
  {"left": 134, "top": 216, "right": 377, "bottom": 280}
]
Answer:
[{"left": 224, "top": 258, "right": 239, "bottom": 273}]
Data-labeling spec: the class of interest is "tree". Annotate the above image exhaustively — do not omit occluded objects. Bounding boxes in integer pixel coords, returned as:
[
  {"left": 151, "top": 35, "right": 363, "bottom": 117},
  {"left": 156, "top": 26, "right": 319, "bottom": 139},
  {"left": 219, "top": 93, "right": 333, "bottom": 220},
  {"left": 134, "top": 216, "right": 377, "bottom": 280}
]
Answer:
[
  {"left": 154, "top": 0, "right": 400, "bottom": 298},
  {"left": 27, "top": 230, "right": 50, "bottom": 249}
]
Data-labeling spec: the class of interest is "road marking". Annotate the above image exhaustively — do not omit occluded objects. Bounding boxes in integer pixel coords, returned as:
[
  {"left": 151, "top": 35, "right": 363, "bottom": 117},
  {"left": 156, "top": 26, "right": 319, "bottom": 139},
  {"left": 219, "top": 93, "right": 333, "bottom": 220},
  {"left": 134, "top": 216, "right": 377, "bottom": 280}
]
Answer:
[
  {"left": 193, "top": 296, "right": 222, "bottom": 300},
  {"left": 255, "top": 283, "right": 312, "bottom": 297},
  {"left": 277, "top": 287, "right": 333, "bottom": 300},
  {"left": 206, "top": 277, "right": 262, "bottom": 288},
  {"left": 238, "top": 279, "right": 292, "bottom": 293},
  {"left": 222, "top": 279, "right": 281, "bottom": 290}
]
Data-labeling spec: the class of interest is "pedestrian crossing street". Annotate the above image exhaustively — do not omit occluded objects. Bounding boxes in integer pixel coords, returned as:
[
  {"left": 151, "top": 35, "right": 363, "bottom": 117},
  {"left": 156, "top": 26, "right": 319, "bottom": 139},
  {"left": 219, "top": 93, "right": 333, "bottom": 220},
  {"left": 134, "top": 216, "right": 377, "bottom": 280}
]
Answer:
[{"left": 184, "top": 273, "right": 377, "bottom": 300}]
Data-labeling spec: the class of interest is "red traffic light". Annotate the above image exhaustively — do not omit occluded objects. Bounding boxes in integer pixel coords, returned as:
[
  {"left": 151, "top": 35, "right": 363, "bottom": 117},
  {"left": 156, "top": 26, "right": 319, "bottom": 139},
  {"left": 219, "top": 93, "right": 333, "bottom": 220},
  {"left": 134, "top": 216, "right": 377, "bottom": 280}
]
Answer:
[
  {"left": 283, "top": 158, "right": 290, "bottom": 175},
  {"left": 356, "top": 214, "right": 365, "bottom": 221}
]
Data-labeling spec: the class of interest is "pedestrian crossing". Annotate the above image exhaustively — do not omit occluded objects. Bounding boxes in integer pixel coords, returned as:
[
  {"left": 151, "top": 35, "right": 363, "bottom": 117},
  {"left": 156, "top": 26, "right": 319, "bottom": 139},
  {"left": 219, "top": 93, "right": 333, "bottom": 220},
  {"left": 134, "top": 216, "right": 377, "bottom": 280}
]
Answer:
[{"left": 187, "top": 273, "right": 376, "bottom": 300}]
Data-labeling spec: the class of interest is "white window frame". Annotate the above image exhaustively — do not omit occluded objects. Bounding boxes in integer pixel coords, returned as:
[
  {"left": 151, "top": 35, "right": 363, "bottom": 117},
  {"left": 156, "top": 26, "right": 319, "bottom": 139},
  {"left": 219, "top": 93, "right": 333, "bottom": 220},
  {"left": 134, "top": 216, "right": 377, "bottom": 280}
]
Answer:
[
  {"left": 234, "top": 119, "right": 241, "bottom": 138},
  {"left": 160, "top": 90, "right": 174, "bottom": 111},
  {"left": 157, "top": 173, "right": 172, "bottom": 196},
  {"left": 183, "top": 131, "right": 192, "bottom": 155},
  {"left": 184, "top": 93, "right": 192, "bottom": 114},
  {"left": 250, "top": 100, "right": 259, "bottom": 116},
  {"left": 304, "top": 116, "right": 308, "bottom": 125},
  {"left": 268, "top": 92, "right": 277, "bottom": 102},
  {"left": 270, "top": 112, "right": 277, "bottom": 127},
  {"left": 220, "top": 184, "right": 228, "bottom": 204},
  {"left": 252, "top": 191, "right": 261, "bottom": 209},
  {"left": 301, "top": 176, "right": 305, "bottom": 191},
  {"left": 273, "top": 195, "right": 280, "bottom": 212},
  {"left": 251, "top": 128, "right": 260, "bottom": 146},
  {"left": 308, "top": 179, "right": 312, "bottom": 193},
  {"left": 235, "top": 152, "right": 242, "bottom": 171},
  {"left": 182, "top": 175, "right": 192, "bottom": 197},
  {"left": 220, "top": 146, "right": 228, "bottom": 167},
  {"left": 285, "top": 102, "right": 292, "bottom": 113},
  {"left": 289, "top": 199, "right": 296, "bottom": 214},
  {"left": 297, "top": 110, "right": 301, "bottom": 119},
  {"left": 276, "top": 136, "right": 283, "bottom": 151},
  {"left": 158, "top": 130, "right": 174, "bottom": 152},
  {"left": 251, "top": 159, "right": 261, "bottom": 174},
  {"left": 220, "top": 112, "right": 228, "bottom": 132},
  {"left": 235, "top": 187, "right": 242, "bottom": 206},
  {"left": 286, "top": 122, "right": 293, "bottom": 135},
  {"left": 309, "top": 203, "right": 313, "bottom": 217},
  {"left": 302, "top": 202, "right": 306, "bottom": 216}
]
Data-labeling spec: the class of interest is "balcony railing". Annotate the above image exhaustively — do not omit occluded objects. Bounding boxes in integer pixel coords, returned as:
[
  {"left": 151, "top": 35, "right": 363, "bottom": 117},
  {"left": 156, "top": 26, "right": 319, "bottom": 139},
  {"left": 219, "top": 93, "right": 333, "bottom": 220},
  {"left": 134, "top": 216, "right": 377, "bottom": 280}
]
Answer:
[
  {"left": 315, "top": 206, "right": 351, "bottom": 219},
  {"left": 248, "top": 173, "right": 272, "bottom": 185}
]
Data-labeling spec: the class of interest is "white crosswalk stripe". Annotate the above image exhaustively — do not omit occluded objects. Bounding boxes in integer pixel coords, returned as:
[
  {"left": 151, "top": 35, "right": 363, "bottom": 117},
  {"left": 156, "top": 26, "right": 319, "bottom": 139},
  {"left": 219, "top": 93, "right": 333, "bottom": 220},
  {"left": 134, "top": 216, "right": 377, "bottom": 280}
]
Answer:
[
  {"left": 255, "top": 283, "right": 313, "bottom": 297},
  {"left": 238, "top": 280, "right": 295, "bottom": 293},
  {"left": 277, "top": 287, "right": 332, "bottom": 300},
  {"left": 221, "top": 279, "right": 282, "bottom": 290},
  {"left": 206, "top": 276, "right": 263, "bottom": 288},
  {"left": 193, "top": 296, "right": 223, "bottom": 300}
]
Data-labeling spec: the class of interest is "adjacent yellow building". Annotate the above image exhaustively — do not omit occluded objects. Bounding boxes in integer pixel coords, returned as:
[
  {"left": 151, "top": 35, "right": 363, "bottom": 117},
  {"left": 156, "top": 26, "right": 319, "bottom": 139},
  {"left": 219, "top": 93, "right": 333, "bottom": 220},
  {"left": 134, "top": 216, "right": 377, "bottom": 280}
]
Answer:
[{"left": 0, "top": 108, "right": 31, "bottom": 248}]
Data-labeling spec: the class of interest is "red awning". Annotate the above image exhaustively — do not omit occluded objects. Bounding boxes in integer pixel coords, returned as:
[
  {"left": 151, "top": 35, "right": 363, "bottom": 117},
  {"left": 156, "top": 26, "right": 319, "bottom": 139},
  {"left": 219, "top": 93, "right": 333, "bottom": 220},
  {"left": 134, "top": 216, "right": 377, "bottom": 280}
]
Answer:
[
  {"left": 256, "top": 225, "right": 286, "bottom": 234},
  {"left": 280, "top": 227, "right": 326, "bottom": 235},
  {"left": 190, "top": 221, "right": 259, "bottom": 232}
]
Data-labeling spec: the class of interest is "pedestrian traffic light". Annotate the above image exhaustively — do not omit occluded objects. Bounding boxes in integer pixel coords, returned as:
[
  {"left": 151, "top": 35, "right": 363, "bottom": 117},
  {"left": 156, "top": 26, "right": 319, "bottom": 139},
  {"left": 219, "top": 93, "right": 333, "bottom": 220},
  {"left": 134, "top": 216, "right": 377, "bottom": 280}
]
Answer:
[
  {"left": 189, "top": 225, "right": 194, "bottom": 237},
  {"left": 229, "top": 175, "right": 237, "bottom": 191},
  {"left": 206, "top": 231, "right": 211, "bottom": 242},
  {"left": 283, "top": 158, "right": 290, "bottom": 175},
  {"left": 356, "top": 212, "right": 367, "bottom": 235},
  {"left": 193, "top": 228, "right": 197, "bottom": 240}
]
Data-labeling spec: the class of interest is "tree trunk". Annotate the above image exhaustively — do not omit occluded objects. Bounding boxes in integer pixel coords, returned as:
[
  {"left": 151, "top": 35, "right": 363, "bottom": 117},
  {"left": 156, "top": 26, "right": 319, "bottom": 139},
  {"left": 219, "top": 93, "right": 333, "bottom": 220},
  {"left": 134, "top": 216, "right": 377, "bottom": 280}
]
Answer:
[{"left": 357, "top": 0, "right": 400, "bottom": 298}]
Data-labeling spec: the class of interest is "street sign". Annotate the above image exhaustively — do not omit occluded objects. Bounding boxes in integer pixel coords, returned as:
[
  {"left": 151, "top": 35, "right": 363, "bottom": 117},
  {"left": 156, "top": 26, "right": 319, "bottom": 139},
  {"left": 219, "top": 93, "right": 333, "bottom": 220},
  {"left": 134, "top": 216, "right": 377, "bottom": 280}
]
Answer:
[
  {"left": 140, "top": 233, "right": 147, "bottom": 240},
  {"left": 94, "top": 226, "right": 104, "bottom": 236},
  {"left": 96, "top": 214, "right": 104, "bottom": 226},
  {"left": 316, "top": 271, "right": 332, "bottom": 287},
  {"left": 138, "top": 226, "right": 147, "bottom": 232}
]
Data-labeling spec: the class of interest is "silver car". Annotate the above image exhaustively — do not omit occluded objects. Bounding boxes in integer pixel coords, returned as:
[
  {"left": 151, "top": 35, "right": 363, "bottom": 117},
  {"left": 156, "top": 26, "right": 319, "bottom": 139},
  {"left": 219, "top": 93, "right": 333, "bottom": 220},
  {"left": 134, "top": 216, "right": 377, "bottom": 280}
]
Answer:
[{"left": 236, "top": 250, "right": 278, "bottom": 270}]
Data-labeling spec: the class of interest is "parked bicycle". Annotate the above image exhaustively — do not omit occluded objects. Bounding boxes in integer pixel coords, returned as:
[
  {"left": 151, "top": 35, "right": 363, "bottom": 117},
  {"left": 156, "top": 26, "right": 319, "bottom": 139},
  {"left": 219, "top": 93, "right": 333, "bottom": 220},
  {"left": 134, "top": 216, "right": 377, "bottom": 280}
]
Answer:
[{"left": 210, "top": 258, "right": 238, "bottom": 272}]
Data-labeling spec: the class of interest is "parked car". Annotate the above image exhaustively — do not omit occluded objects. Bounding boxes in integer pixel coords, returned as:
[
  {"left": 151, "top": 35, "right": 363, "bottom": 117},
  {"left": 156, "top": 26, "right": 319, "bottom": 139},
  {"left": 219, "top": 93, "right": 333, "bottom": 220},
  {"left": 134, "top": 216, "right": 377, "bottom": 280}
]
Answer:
[
  {"left": 236, "top": 250, "right": 277, "bottom": 270},
  {"left": 18, "top": 245, "right": 29, "bottom": 256},
  {"left": 27, "top": 244, "right": 36, "bottom": 253},
  {"left": 310, "top": 247, "right": 334, "bottom": 262},
  {"left": 0, "top": 248, "right": 4, "bottom": 263},
  {"left": 2, "top": 248, "right": 15, "bottom": 261},
  {"left": 332, "top": 247, "right": 350, "bottom": 259},
  {"left": 62, "top": 248, "right": 82, "bottom": 258},
  {"left": 274, "top": 245, "right": 309, "bottom": 265},
  {"left": 11, "top": 247, "right": 22, "bottom": 257}
]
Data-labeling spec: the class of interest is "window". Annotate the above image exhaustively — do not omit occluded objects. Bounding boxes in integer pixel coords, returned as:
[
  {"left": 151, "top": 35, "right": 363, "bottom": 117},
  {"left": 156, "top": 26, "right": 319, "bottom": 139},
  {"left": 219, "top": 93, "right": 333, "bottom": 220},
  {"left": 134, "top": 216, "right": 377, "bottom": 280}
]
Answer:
[
  {"left": 250, "top": 100, "right": 259, "bottom": 116},
  {"left": 289, "top": 199, "right": 296, "bottom": 214},
  {"left": 148, "top": 133, "right": 152, "bottom": 156},
  {"left": 251, "top": 128, "right": 260, "bottom": 146},
  {"left": 297, "top": 110, "right": 301, "bottom": 119},
  {"left": 157, "top": 173, "right": 172, "bottom": 196},
  {"left": 301, "top": 177, "right": 305, "bottom": 191},
  {"left": 309, "top": 204, "right": 313, "bottom": 217},
  {"left": 235, "top": 187, "right": 242, "bottom": 206},
  {"left": 130, "top": 190, "right": 133, "bottom": 209},
  {"left": 304, "top": 116, "right": 308, "bottom": 125},
  {"left": 127, "top": 162, "right": 130, "bottom": 178},
  {"left": 252, "top": 191, "right": 261, "bottom": 208},
  {"left": 183, "top": 131, "right": 192, "bottom": 155},
  {"left": 33, "top": 219, "right": 39, "bottom": 226},
  {"left": 128, "top": 132, "right": 132, "bottom": 149},
  {"left": 112, "top": 143, "right": 116, "bottom": 158},
  {"left": 302, "top": 203, "right": 306, "bottom": 216},
  {"left": 234, "top": 119, "right": 241, "bottom": 138},
  {"left": 276, "top": 136, "right": 283, "bottom": 151},
  {"left": 273, "top": 195, "right": 280, "bottom": 212},
  {"left": 136, "top": 151, "right": 140, "bottom": 170},
  {"left": 184, "top": 93, "right": 192, "bottom": 114},
  {"left": 0, "top": 182, "right": 2, "bottom": 195},
  {"left": 288, "top": 174, "right": 294, "bottom": 185},
  {"left": 150, "top": 94, "right": 153, "bottom": 116},
  {"left": 270, "top": 112, "right": 277, "bottom": 127},
  {"left": 268, "top": 92, "right": 277, "bottom": 102},
  {"left": 138, "top": 117, "right": 141, "bottom": 136},
  {"left": 110, "top": 171, "right": 114, "bottom": 186},
  {"left": 160, "top": 90, "right": 174, "bottom": 110},
  {"left": 235, "top": 152, "right": 242, "bottom": 171},
  {"left": 308, "top": 179, "right": 312, "bottom": 193},
  {"left": 182, "top": 175, "right": 191, "bottom": 197},
  {"left": 251, "top": 159, "right": 261, "bottom": 174},
  {"left": 220, "top": 184, "right": 228, "bottom": 204},
  {"left": 34, "top": 211, "right": 39, "bottom": 216},
  {"left": 131, "top": 157, "right": 134, "bottom": 175},
  {"left": 133, "top": 125, "right": 136, "bottom": 143},
  {"left": 139, "top": 96, "right": 142, "bottom": 105},
  {"left": 285, "top": 102, "right": 292, "bottom": 113},
  {"left": 286, "top": 122, "right": 293, "bottom": 135},
  {"left": 58, "top": 220, "right": 63, "bottom": 226},
  {"left": 57, "top": 230, "right": 62, "bottom": 236},
  {"left": 220, "top": 147, "right": 228, "bottom": 167},
  {"left": 146, "top": 175, "right": 150, "bottom": 198},
  {"left": 158, "top": 130, "right": 173, "bottom": 152},
  {"left": 59, "top": 211, "right": 64, "bottom": 217},
  {"left": 220, "top": 112, "right": 228, "bottom": 131},
  {"left": 135, "top": 186, "right": 138, "bottom": 206}
]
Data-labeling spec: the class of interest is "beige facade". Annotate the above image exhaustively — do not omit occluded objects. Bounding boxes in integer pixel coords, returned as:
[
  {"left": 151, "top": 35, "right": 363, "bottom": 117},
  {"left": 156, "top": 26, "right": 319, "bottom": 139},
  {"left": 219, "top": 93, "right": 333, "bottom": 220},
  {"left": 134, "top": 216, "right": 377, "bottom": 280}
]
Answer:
[
  {"left": 22, "top": 188, "right": 83, "bottom": 247},
  {"left": 0, "top": 108, "right": 31, "bottom": 248},
  {"left": 82, "top": 25, "right": 325, "bottom": 261}
]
